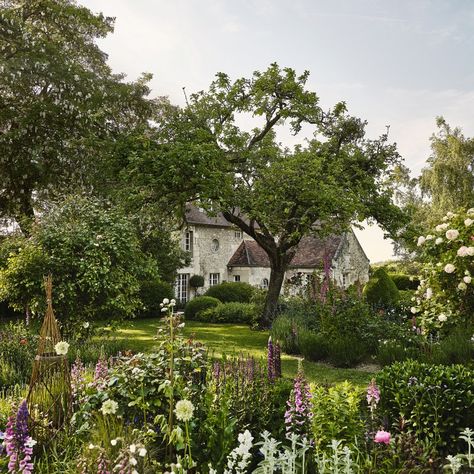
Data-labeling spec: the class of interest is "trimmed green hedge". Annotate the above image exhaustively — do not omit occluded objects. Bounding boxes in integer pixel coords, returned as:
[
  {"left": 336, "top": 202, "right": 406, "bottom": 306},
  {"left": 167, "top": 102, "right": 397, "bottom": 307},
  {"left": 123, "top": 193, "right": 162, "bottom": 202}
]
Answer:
[
  {"left": 197, "top": 302, "right": 257, "bottom": 324},
  {"left": 184, "top": 296, "right": 221, "bottom": 320},
  {"left": 363, "top": 268, "right": 399, "bottom": 306},
  {"left": 377, "top": 360, "right": 474, "bottom": 453},
  {"left": 204, "top": 281, "right": 254, "bottom": 303},
  {"left": 389, "top": 273, "right": 420, "bottom": 291}
]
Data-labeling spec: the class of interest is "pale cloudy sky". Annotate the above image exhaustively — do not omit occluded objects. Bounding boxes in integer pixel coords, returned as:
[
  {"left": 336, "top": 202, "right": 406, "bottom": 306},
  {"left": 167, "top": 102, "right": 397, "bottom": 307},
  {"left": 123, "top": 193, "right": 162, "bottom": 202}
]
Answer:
[{"left": 81, "top": 0, "right": 474, "bottom": 262}]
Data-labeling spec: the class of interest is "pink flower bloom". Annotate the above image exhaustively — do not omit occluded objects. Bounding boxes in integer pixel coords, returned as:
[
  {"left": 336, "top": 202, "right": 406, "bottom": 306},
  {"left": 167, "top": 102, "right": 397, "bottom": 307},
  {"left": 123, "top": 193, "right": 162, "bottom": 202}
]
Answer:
[{"left": 374, "top": 430, "right": 391, "bottom": 444}]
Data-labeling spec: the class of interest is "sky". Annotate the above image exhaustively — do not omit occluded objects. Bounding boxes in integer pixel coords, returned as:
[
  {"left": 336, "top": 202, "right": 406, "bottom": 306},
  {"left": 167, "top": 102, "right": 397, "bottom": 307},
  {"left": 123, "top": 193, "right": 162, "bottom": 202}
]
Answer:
[{"left": 80, "top": 0, "right": 474, "bottom": 262}]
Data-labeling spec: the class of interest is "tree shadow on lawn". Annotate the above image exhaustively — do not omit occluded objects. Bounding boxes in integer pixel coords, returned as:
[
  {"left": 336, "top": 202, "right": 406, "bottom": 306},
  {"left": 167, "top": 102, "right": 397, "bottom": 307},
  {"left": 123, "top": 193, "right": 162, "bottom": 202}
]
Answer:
[{"left": 101, "top": 319, "right": 375, "bottom": 386}]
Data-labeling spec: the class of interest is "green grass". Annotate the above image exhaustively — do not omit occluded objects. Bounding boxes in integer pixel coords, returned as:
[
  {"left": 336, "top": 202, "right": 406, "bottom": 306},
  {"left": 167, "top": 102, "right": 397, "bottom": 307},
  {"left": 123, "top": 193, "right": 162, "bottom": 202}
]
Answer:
[{"left": 102, "top": 318, "right": 376, "bottom": 386}]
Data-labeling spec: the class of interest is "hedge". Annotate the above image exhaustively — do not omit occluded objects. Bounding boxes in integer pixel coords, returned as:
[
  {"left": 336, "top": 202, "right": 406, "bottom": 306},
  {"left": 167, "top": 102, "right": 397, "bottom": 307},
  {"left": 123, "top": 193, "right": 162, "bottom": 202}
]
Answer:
[
  {"left": 184, "top": 296, "right": 221, "bottom": 320},
  {"left": 363, "top": 268, "right": 399, "bottom": 306},
  {"left": 204, "top": 281, "right": 254, "bottom": 303},
  {"left": 197, "top": 302, "right": 257, "bottom": 324}
]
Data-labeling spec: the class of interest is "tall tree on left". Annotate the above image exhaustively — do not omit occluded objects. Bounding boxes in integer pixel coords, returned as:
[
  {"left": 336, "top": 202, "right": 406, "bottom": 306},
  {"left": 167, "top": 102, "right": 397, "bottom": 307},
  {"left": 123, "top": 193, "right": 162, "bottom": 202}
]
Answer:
[{"left": 0, "top": 0, "right": 155, "bottom": 234}]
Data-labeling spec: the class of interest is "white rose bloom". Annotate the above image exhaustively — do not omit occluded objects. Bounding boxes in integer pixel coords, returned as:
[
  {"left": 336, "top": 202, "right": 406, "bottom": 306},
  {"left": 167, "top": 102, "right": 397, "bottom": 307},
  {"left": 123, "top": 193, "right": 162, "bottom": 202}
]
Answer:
[
  {"left": 457, "top": 246, "right": 469, "bottom": 257},
  {"left": 435, "top": 237, "right": 443, "bottom": 245},
  {"left": 54, "top": 341, "right": 70, "bottom": 356},
  {"left": 465, "top": 218, "right": 473, "bottom": 227},
  {"left": 139, "top": 447, "right": 147, "bottom": 457},
  {"left": 446, "top": 229, "right": 459, "bottom": 240},
  {"left": 170, "top": 299, "right": 176, "bottom": 304},
  {"left": 458, "top": 282, "right": 467, "bottom": 291},
  {"left": 425, "top": 288, "right": 433, "bottom": 299},
  {"left": 444, "top": 263, "right": 456, "bottom": 274},
  {"left": 410, "top": 307, "right": 419, "bottom": 314},
  {"left": 438, "top": 314, "right": 447, "bottom": 322},
  {"left": 436, "top": 223, "right": 449, "bottom": 232},
  {"left": 100, "top": 399, "right": 118, "bottom": 416},
  {"left": 464, "top": 276, "right": 472, "bottom": 284},
  {"left": 446, "top": 212, "right": 455, "bottom": 218},
  {"left": 426, "top": 234, "right": 434, "bottom": 240},
  {"left": 162, "top": 298, "right": 170, "bottom": 305},
  {"left": 417, "top": 236, "right": 426, "bottom": 246},
  {"left": 468, "top": 208, "right": 474, "bottom": 215},
  {"left": 82, "top": 321, "right": 90, "bottom": 329},
  {"left": 161, "top": 307, "right": 168, "bottom": 312},
  {"left": 130, "top": 457, "right": 137, "bottom": 466},
  {"left": 467, "top": 247, "right": 474, "bottom": 256},
  {"left": 174, "top": 399, "right": 195, "bottom": 422},
  {"left": 111, "top": 439, "right": 118, "bottom": 446},
  {"left": 129, "top": 444, "right": 137, "bottom": 454}
]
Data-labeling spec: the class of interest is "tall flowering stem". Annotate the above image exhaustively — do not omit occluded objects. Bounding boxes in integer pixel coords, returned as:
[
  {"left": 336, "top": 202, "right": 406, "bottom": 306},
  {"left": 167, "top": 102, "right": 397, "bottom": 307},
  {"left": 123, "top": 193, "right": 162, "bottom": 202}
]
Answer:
[
  {"left": 284, "top": 364, "right": 313, "bottom": 438},
  {"left": 366, "top": 378, "right": 380, "bottom": 415},
  {"left": 4, "top": 400, "right": 35, "bottom": 474},
  {"left": 267, "top": 336, "right": 275, "bottom": 381},
  {"left": 71, "top": 355, "right": 86, "bottom": 407},
  {"left": 160, "top": 297, "right": 177, "bottom": 461}
]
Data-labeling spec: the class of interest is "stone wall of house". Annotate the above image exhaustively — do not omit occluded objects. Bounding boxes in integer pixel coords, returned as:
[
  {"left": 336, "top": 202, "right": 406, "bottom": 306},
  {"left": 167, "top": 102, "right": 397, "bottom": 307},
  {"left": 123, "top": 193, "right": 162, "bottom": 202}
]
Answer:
[
  {"left": 331, "top": 231, "right": 370, "bottom": 288},
  {"left": 176, "top": 225, "right": 252, "bottom": 299}
]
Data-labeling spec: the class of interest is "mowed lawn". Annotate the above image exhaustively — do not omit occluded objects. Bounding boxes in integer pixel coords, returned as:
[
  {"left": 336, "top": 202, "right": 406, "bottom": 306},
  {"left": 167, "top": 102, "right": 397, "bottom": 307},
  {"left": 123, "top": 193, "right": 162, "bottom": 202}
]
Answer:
[{"left": 101, "top": 318, "right": 376, "bottom": 386}]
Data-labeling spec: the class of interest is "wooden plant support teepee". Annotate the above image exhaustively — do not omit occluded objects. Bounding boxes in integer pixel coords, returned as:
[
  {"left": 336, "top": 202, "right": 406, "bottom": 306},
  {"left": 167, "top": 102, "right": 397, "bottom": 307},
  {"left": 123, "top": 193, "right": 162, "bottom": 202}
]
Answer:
[{"left": 27, "top": 275, "right": 71, "bottom": 440}]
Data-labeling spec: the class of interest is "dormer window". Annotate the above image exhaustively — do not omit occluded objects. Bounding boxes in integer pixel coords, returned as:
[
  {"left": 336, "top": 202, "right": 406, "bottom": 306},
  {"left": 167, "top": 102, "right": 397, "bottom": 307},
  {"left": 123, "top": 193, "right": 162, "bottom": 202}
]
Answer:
[{"left": 184, "top": 231, "right": 193, "bottom": 256}]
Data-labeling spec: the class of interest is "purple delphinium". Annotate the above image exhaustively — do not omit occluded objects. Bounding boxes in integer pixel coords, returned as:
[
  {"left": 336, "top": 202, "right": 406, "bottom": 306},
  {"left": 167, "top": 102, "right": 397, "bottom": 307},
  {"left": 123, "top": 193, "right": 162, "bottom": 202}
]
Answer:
[
  {"left": 267, "top": 337, "right": 275, "bottom": 382},
  {"left": 366, "top": 378, "right": 380, "bottom": 413},
  {"left": 284, "top": 367, "right": 313, "bottom": 438},
  {"left": 4, "top": 400, "right": 35, "bottom": 474}
]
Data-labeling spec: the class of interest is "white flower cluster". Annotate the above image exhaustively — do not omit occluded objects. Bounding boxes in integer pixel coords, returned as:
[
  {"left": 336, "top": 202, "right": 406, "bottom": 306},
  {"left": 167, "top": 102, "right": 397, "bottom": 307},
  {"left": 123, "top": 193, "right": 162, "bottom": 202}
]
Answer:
[
  {"left": 54, "top": 341, "right": 69, "bottom": 356},
  {"left": 160, "top": 298, "right": 177, "bottom": 313},
  {"left": 174, "top": 399, "right": 194, "bottom": 422},
  {"left": 100, "top": 399, "right": 118, "bottom": 416},
  {"left": 222, "top": 430, "right": 254, "bottom": 474}
]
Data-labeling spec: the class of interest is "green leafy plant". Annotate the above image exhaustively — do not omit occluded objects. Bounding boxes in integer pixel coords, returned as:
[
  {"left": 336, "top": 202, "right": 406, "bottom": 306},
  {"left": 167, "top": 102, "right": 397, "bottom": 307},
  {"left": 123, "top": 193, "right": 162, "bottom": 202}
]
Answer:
[
  {"left": 311, "top": 381, "right": 365, "bottom": 452},
  {"left": 377, "top": 360, "right": 474, "bottom": 453}
]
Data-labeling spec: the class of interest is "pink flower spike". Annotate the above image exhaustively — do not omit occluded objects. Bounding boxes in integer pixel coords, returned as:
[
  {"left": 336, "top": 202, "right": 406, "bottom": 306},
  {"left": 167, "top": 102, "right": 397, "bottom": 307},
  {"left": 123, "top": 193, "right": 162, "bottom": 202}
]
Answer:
[{"left": 374, "top": 430, "right": 391, "bottom": 444}]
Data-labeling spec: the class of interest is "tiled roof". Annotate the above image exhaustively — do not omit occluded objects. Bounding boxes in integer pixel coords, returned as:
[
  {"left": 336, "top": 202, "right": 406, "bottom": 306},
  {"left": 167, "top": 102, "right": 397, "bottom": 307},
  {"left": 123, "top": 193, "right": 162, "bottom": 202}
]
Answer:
[
  {"left": 184, "top": 204, "right": 233, "bottom": 227},
  {"left": 228, "top": 235, "right": 343, "bottom": 268}
]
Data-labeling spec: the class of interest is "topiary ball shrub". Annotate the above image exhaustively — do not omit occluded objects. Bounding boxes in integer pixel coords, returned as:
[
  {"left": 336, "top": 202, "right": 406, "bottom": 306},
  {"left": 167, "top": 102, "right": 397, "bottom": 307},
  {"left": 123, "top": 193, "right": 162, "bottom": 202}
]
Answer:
[
  {"left": 204, "top": 281, "right": 254, "bottom": 303},
  {"left": 184, "top": 296, "right": 221, "bottom": 320},
  {"left": 139, "top": 279, "right": 174, "bottom": 318},
  {"left": 376, "top": 360, "right": 474, "bottom": 454},
  {"left": 189, "top": 274, "right": 205, "bottom": 290},
  {"left": 389, "top": 273, "right": 420, "bottom": 291},
  {"left": 197, "top": 302, "right": 257, "bottom": 325},
  {"left": 363, "top": 268, "right": 399, "bottom": 307}
]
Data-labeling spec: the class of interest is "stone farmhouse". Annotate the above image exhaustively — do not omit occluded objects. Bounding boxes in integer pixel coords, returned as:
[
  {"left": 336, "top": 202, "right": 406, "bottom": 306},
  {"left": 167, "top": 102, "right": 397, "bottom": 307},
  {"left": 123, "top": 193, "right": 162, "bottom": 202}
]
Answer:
[{"left": 175, "top": 205, "right": 370, "bottom": 303}]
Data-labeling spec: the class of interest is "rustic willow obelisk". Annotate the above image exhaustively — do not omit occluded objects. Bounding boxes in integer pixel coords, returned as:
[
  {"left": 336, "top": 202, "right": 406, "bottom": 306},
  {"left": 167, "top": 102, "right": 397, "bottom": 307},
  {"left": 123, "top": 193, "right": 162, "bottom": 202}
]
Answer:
[{"left": 27, "top": 275, "right": 71, "bottom": 439}]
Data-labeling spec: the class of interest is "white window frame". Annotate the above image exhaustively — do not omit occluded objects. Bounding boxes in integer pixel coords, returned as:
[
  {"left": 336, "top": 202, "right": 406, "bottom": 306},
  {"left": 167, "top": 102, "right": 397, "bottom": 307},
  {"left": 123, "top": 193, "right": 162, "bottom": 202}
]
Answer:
[
  {"left": 261, "top": 278, "right": 269, "bottom": 289},
  {"left": 234, "top": 230, "right": 242, "bottom": 239},
  {"left": 176, "top": 273, "right": 189, "bottom": 303},
  {"left": 184, "top": 231, "right": 193, "bottom": 255},
  {"left": 209, "top": 273, "right": 220, "bottom": 286}
]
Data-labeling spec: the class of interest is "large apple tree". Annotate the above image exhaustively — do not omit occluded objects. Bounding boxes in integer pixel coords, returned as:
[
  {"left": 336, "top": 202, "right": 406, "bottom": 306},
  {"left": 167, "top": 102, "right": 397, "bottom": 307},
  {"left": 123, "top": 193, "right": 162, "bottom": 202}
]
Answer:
[{"left": 127, "top": 64, "right": 407, "bottom": 326}]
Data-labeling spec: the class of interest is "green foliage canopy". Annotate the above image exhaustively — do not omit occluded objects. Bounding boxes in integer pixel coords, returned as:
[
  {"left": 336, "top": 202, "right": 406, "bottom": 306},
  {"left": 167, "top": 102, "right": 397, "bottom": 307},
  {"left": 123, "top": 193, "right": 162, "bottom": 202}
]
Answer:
[
  {"left": 0, "top": 0, "right": 155, "bottom": 233},
  {"left": 127, "top": 64, "right": 406, "bottom": 325},
  {"left": 0, "top": 197, "right": 157, "bottom": 329}
]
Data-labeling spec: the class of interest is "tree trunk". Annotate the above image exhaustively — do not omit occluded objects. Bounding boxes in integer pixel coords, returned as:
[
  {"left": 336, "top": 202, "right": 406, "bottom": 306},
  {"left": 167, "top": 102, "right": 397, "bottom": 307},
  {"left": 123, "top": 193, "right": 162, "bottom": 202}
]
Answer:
[{"left": 260, "top": 262, "right": 286, "bottom": 328}]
